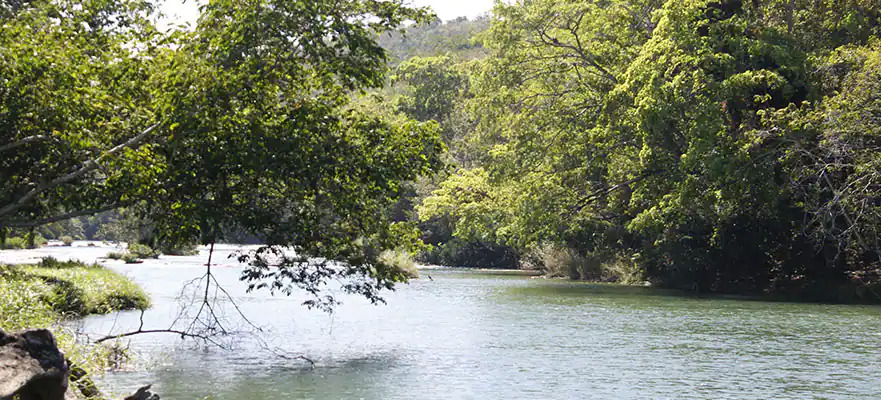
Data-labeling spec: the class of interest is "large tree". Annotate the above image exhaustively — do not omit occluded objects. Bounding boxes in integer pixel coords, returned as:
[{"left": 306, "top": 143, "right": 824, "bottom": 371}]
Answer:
[
  {"left": 424, "top": 0, "right": 881, "bottom": 297},
  {"left": 0, "top": 0, "right": 159, "bottom": 231},
  {"left": 1, "top": 0, "right": 445, "bottom": 307}
]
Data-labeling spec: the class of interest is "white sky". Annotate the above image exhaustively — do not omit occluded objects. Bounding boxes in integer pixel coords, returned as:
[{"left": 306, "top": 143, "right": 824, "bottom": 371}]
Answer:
[{"left": 159, "top": 0, "right": 494, "bottom": 29}]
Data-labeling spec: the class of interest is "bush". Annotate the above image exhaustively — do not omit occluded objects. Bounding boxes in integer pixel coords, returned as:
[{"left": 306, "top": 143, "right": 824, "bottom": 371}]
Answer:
[
  {"left": 60, "top": 236, "right": 74, "bottom": 246},
  {"left": 604, "top": 255, "right": 646, "bottom": 285},
  {"left": 2, "top": 237, "right": 27, "bottom": 249},
  {"left": 38, "top": 257, "right": 98, "bottom": 269},
  {"left": 379, "top": 250, "right": 419, "bottom": 279},
  {"left": 126, "top": 243, "right": 160, "bottom": 259},
  {"left": 106, "top": 251, "right": 125, "bottom": 260},
  {"left": 532, "top": 245, "right": 602, "bottom": 280},
  {"left": 121, "top": 253, "right": 141, "bottom": 264}
]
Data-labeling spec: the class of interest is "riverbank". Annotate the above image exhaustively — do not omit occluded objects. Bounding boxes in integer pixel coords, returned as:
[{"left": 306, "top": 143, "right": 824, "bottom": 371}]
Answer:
[
  {"left": 533, "top": 275, "right": 881, "bottom": 306},
  {"left": 0, "top": 257, "right": 150, "bottom": 398}
]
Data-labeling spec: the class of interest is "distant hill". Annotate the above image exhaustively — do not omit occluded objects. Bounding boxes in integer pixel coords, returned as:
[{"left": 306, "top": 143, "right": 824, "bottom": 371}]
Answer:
[{"left": 379, "top": 16, "right": 490, "bottom": 63}]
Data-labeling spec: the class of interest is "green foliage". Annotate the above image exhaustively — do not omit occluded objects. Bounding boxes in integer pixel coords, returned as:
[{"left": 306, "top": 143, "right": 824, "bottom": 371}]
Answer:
[
  {"left": 0, "top": 259, "right": 149, "bottom": 322},
  {"left": 378, "top": 250, "right": 419, "bottom": 279},
  {"left": 60, "top": 236, "right": 74, "bottom": 246},
  {"left": 0, "top": 260, "right": 149, "bottom": 381},
  {"left": 0, "top": 0, "right": 159, "bottom": 228},
  {"left": 421, "top": 0, "right": 881, "bottom": 297},
  {"left": 126, "top": 243, "right": 159, "bottom": 259},
  {"left": 121, "top": 253, "right": 141, "bottom": 264},
  {"left": 158, "top": 242, "right": 199, "bottom": 256},
  {"left": 2, "top": 236, "right": 27, "bottom": 249},
  {"left": 379, "top": 16, "right": 490, "bottom": 63},
  {"left": 1, "top": 0, "right": 447, "bottom": 310},
  {"left": 0, "top": 270, "right": 55, "bottom": 331}
]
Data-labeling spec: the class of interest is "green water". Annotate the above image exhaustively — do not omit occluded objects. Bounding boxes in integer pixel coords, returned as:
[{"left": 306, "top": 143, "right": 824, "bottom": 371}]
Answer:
[{"left": 75, "top": 246, "right": 881, "bottom": 399}]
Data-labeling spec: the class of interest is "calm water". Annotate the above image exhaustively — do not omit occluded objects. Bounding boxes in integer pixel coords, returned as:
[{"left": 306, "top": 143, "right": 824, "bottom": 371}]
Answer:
[{"left": 31, "top": 244, "right": 881, "bottom": 399}]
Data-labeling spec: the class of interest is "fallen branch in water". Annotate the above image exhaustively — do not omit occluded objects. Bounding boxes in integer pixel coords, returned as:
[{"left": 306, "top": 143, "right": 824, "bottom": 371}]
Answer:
[
  {"left": 94, "top": 309, "right": 225, "bottom": 348},
  {"left": 93, "top": 243, "right": 315, "bottom": 367}
]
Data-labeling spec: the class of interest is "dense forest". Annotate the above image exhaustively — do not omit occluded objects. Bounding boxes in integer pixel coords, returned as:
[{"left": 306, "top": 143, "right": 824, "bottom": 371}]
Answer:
[
  {"left": 3, "top": 0, "right": 881, "bottom": 301},
  {"left": 410, "top": 0, "right": 881, "bottom": 300}
]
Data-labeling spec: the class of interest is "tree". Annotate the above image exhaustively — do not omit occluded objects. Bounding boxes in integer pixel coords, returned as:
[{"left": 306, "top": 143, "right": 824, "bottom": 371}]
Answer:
[
  {"left": 0, "top": 0, "right": 160, "bottom": 231},
  {"left": 424, "top": 0, "right": 881, "bottom": 297},
  {"left": 2, "top": 0, "right": 446, "bottom": 308}
]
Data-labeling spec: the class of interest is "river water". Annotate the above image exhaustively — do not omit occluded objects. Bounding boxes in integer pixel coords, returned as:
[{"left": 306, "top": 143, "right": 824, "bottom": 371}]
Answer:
[{"left": 6, "top": 243, "right": 881, "bottom": 399}]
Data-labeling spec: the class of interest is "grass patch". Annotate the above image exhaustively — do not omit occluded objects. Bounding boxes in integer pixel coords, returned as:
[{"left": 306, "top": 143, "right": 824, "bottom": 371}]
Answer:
[
  {"left": 0, "top": 258, "right": 150, "bottom": 326},
  {"left": 0, "top": 258, "right": 151, "bottom": 380}
]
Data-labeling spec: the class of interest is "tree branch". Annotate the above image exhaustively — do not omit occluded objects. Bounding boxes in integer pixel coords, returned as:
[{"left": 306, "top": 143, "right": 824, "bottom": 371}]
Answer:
[
  {"left": 0, "top": 122, "right": 160, "bottom": 220},
  {"left": 0, "top": 135, "right": 51, "bottom": 153},
  {"left": 570, "top": 170, "right": 663, "bottom": 214},
  {"left": 94, "top": 328, "right": 221, "bottom": 346}
]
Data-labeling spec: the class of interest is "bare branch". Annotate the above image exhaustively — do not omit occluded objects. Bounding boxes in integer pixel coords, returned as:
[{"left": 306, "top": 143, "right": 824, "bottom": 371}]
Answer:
[{"left": 94, "top": 328, "right": 222, "bottom": 346}]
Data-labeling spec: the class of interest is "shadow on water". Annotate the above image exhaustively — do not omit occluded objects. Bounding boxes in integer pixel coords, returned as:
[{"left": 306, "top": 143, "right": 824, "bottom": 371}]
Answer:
[
  {"left": 504, "top": 278, "right": 881, "bottom": 309},
  {"left": 124, "top": 351, "right": 406, "bottom": 400}
]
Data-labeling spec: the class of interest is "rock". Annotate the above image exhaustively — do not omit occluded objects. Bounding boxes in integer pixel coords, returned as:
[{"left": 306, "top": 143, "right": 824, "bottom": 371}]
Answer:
[
  {"left": 123, "top": 385, "right": 159, "bottom": 400},
  {"left": 0, "top": 329, "right": 69, "bottom": 400}
]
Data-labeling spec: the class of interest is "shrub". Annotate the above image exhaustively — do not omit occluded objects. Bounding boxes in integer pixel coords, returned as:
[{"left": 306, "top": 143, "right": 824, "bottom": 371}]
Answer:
[
  {"left": 121, "top": 253, "right": 141, "bottom": 264},
  {"left": 2, "top": 237, "right": 27, "bottom": 249},
  {"left": 38, "top": 257, "right": 99, "bottom": 270},
  {"left": 106, "top": 251, "right": 125, "bottom": 260},
  {"left": 604, "top": 254, "right": 646, "bottom": 285},
  {"left": 60, "top": 236, "right": 74, "bottom": 246},
  {"left": 126, "top": 243, "right": 160, "bottom": 259},
  {"left": 379, "top": 250, "right": 419, "bottom": 279},
  {"left": 533, "top": 245, "right": 603, "bottom": 280}
]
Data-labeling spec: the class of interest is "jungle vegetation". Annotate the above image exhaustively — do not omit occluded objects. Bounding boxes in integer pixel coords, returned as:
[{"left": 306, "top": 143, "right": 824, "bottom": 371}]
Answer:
[
  {"left": 3, "top": 0, "right": 881, "bottom": 300},
  {"left": 416, "top": 0, "right": 881, "bottom": 299}
]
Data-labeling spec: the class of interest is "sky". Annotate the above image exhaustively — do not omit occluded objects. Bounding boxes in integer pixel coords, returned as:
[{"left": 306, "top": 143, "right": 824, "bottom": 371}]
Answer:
[{"left": 159, "top": 0, "right": 495, "bottom": 28}]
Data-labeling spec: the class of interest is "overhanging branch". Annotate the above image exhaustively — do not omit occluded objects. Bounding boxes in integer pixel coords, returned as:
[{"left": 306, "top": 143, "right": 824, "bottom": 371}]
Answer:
[
  {"left": 570, "top": 170, "right": 663, "bottom": 215},
  {"left": 0, "top": 135, "right": 51, "bottom": 153},
  {"left": 0, "top": 122, "right": 160, "bottom": 220}
]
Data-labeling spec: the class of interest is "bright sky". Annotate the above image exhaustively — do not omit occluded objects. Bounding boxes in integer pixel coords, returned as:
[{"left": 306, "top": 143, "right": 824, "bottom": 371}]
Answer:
[{"left": 159, "top": 0, "right": 495, "bottom": 29}]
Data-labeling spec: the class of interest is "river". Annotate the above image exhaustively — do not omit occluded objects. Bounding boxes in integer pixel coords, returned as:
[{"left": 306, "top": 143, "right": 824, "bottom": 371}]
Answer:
[{"left": 6, "top": 243, "right": 881, "bottom": 399}]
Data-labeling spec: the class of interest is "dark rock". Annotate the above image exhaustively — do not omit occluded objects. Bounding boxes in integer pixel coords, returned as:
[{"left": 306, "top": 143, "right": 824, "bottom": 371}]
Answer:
[
  {"left": 0, "top": 329, "right": 69, "bottom": 400},
  {"left": 123, "top": 385, "right": 159, "bottom": 400}
]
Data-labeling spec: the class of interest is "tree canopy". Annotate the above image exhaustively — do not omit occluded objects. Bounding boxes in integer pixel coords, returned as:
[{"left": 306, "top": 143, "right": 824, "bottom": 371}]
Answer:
[
  {"left": 420, "top": 0, "right": 881, "bottom": 298},
  {"left": 1, "top": 0, "right": 444, "bottom": 307}
]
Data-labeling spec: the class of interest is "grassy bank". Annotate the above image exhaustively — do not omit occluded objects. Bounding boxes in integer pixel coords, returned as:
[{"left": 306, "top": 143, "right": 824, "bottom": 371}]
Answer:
[{"left": 0, "top": 257, "right": 150, "bottom": 383}]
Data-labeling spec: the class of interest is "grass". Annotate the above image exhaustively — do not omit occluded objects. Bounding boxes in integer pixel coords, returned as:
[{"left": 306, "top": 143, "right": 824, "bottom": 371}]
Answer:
[
  {"left": 0, "top": 257, "right": 151, "bottom": 381},
  {"left": 0, "top": 257, "right": 150, "bottom": 328}
]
